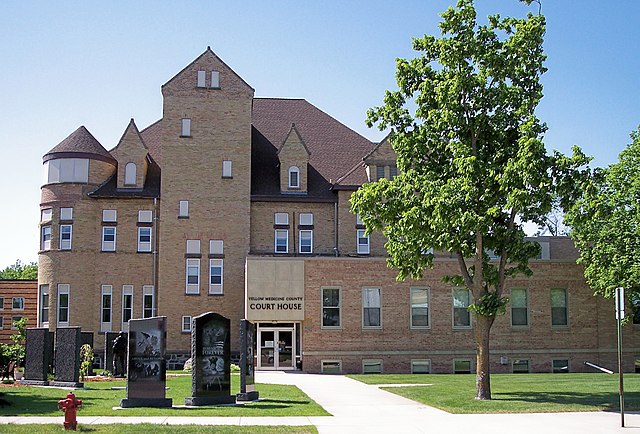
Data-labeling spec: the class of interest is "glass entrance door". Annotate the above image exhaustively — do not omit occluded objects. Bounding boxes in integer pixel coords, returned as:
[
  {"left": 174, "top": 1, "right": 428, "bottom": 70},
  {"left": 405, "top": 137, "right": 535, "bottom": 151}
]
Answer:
[{"left": 258, "top": 327, "right": 295, "bottom": 370}]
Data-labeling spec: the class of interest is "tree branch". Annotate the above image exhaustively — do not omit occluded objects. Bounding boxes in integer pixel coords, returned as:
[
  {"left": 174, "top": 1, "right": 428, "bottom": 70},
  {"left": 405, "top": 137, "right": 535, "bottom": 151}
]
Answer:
[{"left": 456, "top": 251, "right": 474, "bottom": 288}]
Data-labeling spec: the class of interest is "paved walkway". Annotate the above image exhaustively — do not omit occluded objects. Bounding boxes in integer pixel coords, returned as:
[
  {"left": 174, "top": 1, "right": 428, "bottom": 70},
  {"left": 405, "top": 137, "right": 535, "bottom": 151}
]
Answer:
[{"left": 2, "top": 371, "right": 640, "bottom": 433}]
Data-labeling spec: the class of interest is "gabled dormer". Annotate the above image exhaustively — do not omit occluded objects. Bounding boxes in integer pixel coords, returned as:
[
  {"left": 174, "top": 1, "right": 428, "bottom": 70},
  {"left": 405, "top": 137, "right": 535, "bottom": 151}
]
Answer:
[
  {"left": 277, "top": 123, "right": 310, "bottom": 193},
  {"left": 110, "top": 119, "right": 149, "bottom": 189},
  {"left": 363, "top": 134, "right": 398, "bottom": 182}
]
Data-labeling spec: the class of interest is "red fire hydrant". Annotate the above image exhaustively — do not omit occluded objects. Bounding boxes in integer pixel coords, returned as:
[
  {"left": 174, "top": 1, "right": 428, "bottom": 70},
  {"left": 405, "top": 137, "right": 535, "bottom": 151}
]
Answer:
[{"left": 58, "top": 391, "right": 83, "bottom": 430}]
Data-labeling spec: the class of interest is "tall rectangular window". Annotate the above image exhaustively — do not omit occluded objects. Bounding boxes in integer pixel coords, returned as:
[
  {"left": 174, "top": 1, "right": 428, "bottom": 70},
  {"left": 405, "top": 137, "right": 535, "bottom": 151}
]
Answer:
[
  {"left": 376, "top": 166, "right": 385, "bottom": 180},
  {"left": 275, "top": 229, "right": 288, "bottom": 253},
  {"left": 299, "top": 230, "right": 313, "bottom": 254},
  {"left": 389, "top": 166, "right": 398, "bottom": 179},
  {"left": 211, "top": 71, "right": 220, "bottom": 88},
  {"left": 209, "top": 259, "right": 223, "bottom": 294},
  {"left": 0, "top": 297, "right": 3, "bottom": 309},
  {"left": 186, "top": 258, "right": 200, "bottom": 294},
  {"left": 362, "top": 287, "right": 381, "bottom": 328},
  {"left": 138, "top": 227, "right": 152, "bottom": 252},
  {"left": 102, "top": 227, "right": 116, "bottom": 251},
  {"left": 57, "top": 284, "right": 70, "bottom": 325},
  {"left": 101, "top": 285, "right": 112, "bottom": 332},
  {"left": 511, "top": 288, "right": 528, "bottom": 326},
  {"left": 197, "top": 70, "right": 206, "bottom": 87},
  {"left": 322, "top": 287, "right": 341, "bottom": 328},
  {"left": 41, "top": 225, "right": 51, "bottom": 250},
  {"left": 410, "top": 287, "right": 430, "bottom": 328},
  {"left": 182, "top": 316, "right": 192, "bottom": 332},
  {"left": 179, "top": 200, "right": 189, "bottom": 218},
  {"left": 122, "top": 285, "right": 133, "bottom": 331},
  {"left": 143, "top": 285, "right": 155, "bottom": 318},
  {"left": 357, "top": 229, "right": 370, "bottom": 254},
  {"left": 453, "top": 288, "right": 471, "bottom": 328},
  {"left": 39, "top": 285, "right": 49, "bottom": 327},
  {"left": 59, "top": 224, "right": 72, "bottom": 250},
  {"left": 274, "top": 212, "right": 289, "bottom": 225},
  {"left": 551, "top": 288, "right": 568, "bottom": 326},
  {"left": 181, "top": 118, "right": 191, "bottom": 137},
  {"left": 222, "top": 160, "right": 232, "bottom": 178}
]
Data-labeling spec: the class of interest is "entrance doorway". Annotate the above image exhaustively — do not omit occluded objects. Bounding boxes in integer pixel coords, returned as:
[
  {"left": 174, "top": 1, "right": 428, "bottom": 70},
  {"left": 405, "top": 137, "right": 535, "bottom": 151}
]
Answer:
[{"left": 257, "top": 325, "right": 296, "bottom": 370}]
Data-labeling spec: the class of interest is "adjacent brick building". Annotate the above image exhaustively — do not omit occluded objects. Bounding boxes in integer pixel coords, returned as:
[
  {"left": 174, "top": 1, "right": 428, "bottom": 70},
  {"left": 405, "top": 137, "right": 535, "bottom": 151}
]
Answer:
[
  {"left": 37, "top": 48, "right": 638, "bottom": 373},
  {"left": 0, "top": 280, "right": 37, "bottom": 344}
]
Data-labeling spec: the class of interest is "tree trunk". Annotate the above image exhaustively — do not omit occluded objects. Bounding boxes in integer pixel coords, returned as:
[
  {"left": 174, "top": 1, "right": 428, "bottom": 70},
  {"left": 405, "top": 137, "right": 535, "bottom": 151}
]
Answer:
[{"left": 474, "top": 314, "right": 495, "bottom": 400}]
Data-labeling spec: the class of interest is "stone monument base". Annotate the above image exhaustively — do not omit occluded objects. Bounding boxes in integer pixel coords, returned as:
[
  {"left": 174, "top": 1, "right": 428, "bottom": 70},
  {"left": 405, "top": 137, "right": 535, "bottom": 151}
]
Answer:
[
  {"left": 50, "top": 381, "right": 84, "bottom": 388},
  {"left": 236, "top": 391, "right": 259, "bottom": 402},
  {"left": 120, "top": 398, "right": 173, "bottom": 408},
  {"left": 185, "top": 395, "right": 236, "bottom": 406},
  {"left": 20, "top": 379, "right": 49, "bottom": 387}
]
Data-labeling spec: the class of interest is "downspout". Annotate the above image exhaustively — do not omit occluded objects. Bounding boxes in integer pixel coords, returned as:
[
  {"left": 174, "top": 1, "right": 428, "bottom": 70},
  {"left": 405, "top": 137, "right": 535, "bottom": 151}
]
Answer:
[
  {"left": 334, "top": 198, "right": 339, "bottom": 257},
  {"left": 153, "top": 197, "right": 159, "bottom": 316}
]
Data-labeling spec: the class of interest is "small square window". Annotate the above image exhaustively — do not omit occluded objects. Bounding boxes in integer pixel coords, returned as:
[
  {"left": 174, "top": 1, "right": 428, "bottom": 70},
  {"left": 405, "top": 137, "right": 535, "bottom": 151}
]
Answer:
[
  {"left": 41, "top": 208, "right": 52, "bottom": 223},
  {"left": 299, "top": 213, "right": 313, "bottom": 226},
  {"left": 362, "top": 359, "right": 383, "bottom": 374},
  {"left": 186, "top": 239, "right": 201, "bottom": 254},
  {"left": 454, "top": 360, "right": 472, "bottom": 374},
  {"left": 275, "top": 212, "right": 289, "bottom": 225},
  {"left": 179, "top": 200, "right": 189, "bottom": 218},
  {"left": 513, "top": 359, "right": 529, "bottom": 373},
  {"left": 411, "top": 359, "right": 431, "bottom": 374},
  {"left": 552, "top": 359, "right": 569, "bottom": 373},
  {"left": 209, "top": 240, "right": 224, "bottom": 255},
  {"left": 102, "top": 209, "right": 117, "bottom": 222},
  {"left": 181, "top": 118, "right": 191, "bottom": 137},
  {"left": 222, "top": 160, "right": 232, "bottom": 178},
  {"left": 60, "top": 207, "right": 73, "bottom": 220},
  {"left": 12, "top": 297, "right": 25, "bottom": 310},
  {"left": 182, "top": 316, "right": 192, "bottom": 332},
  {"left": 138, "top": 210, "right": 153, "bottom": 223}
]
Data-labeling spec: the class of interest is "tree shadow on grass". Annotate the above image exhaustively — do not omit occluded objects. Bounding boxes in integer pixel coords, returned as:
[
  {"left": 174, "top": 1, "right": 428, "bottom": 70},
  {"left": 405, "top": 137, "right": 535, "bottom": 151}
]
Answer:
[{"left": 493, "top": 391, "right": 640, "bottom": 411}]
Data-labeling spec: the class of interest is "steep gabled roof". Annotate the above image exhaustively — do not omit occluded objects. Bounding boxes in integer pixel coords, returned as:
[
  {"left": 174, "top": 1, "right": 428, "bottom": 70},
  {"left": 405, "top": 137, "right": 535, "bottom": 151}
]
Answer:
[
  {"left": 43, "top": 126, "right": 115, "bottom": 164},
  {"left": 140, "top": 119, "right": 163, "bottom": 166},
  {"left": 109, "top": 119, "right": 148, "bottom": 154},
  {"left": 278, "top": 123, "right": 311, "bottom": 156},
  {"left": 88, "top": 154, "right": 161, "bottom": 199}
]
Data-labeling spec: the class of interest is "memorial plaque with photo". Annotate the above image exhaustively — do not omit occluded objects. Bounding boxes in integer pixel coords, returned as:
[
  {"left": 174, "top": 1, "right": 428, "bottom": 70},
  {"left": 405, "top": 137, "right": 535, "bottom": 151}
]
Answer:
[
  {"left": 52, "top": 327, "right": 83, "bottom": 387},
  {"left": 238, "top": 319, "right": 259, "bottom": 401},
  {"left": 120, "top": 316, "right": 172, "bottom": 408},
  {"left": 23, "top": 328, "right": 53, "bottom": 385},
  {"left": 185, "top": 312, "right": 235, "bottom": 405}
]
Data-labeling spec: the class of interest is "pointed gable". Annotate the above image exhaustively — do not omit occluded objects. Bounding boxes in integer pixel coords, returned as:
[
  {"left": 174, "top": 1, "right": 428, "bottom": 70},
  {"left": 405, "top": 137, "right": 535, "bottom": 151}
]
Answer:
[
  {"left": 110, "top": 119, "right": 149, "bottom": 189},
  {"left": 278, "top": 123, "right": 310, "bottom": 193},
  {"left": 362, "top": 135, "right": 397, "bottom": 181}
]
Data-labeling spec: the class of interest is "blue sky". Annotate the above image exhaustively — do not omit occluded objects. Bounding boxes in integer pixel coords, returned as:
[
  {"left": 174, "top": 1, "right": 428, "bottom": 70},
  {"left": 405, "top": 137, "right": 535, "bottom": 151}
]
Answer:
[{"left": 1, "top": 1, "right": 639, "bottom": 267}]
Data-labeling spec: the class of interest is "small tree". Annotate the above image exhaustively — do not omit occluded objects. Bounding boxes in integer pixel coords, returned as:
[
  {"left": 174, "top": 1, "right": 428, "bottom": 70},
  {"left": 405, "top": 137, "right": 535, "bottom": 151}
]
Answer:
[
  {"left": 0, "top": 260, "right": 37, "bottom": 280},
  {"left": 79, "top": 344, "right": 94, "bottom": 381}
]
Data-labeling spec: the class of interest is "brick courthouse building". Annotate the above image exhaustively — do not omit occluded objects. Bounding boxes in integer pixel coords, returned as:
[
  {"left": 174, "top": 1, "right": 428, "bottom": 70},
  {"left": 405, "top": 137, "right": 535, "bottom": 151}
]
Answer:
[{"left": 37, "top": 48, "right": 639, "bottom": 373}]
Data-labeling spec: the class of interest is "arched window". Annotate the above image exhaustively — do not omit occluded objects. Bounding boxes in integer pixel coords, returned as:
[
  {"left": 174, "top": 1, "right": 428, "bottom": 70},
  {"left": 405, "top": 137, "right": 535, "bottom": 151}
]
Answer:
[
  {"left": 288, "top": 166, "right": 300, "bottom": 188},
  {"left": 124, "top": 162, "right": 137, "bottom": 186}
]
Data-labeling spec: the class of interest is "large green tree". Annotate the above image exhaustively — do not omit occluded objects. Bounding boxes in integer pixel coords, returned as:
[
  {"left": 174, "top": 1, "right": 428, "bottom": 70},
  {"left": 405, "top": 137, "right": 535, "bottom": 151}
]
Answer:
[
  {"left": 351, "top": 0, "right": 588, "bottom": 399},
  {"left": 0, "top": 260, "right": 37, "bottom": 280},
  {"left": 565, "top": 128, "right": 640, "bottom": 300}
]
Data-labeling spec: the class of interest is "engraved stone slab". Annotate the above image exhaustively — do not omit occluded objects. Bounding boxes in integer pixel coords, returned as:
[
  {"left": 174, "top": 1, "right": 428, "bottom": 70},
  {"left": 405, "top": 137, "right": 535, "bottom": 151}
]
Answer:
[
  {"left": 237, "top": 319, "right": 259, "bottom": 401},
  {"left": 52, "top": 327, "right": 83, "bottom": 387},
  {"left": 23, "top": 328, "right": 53, "bottom": 385}
]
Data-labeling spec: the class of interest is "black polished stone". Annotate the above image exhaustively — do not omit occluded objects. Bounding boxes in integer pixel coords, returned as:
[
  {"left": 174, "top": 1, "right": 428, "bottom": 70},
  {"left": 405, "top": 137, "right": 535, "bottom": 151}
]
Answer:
[
  {"left": 24, "top": 328, "right": 53, "bottom": 382},
  {"left": 54, "top": 327, "right": 83, "bottom": 387},
  {"left": 238, "top": 319, "right": 259, "bottom": 401}
]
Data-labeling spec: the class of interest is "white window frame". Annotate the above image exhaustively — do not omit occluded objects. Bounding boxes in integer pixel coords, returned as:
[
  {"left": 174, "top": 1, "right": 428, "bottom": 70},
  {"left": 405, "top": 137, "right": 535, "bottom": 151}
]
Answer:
[
  {"left": 275, "top": 229, "right": 289, "bottom": 253},
  {"left": 179, "top": 200, "right": 189, "bottom": 218},
  {"left": 357, "top": 229, "right": 370, "bottom": 254},
  {"left": 138, "top": 210, "right": 153, "bottom": 223},
  {"left": 186, "top": 258, "right": 200, "bottom": 294},
  {"left": 510, "top": 288, "right": 528, "bottom": 327},
  {"left": 12, "top": 297, "right": 24, "bottom": 310},
  {"left": 39, "top": 285, "right": 49, "bottom": 327},
  {"left": 59, "top": 224, "right": 72, "bottom": 250},
  {"left": 41, "top": 208, "right": 52, "bottom": 222},
  {"left": 102, "top": 209, "right": 117, "bottom": 222},
  {"left": 362, "top": 287, "right": 382, "bottom": 329},
  {"left": 46, "top": 158, "right": 89, "bottom": 184},
  {"left": 551, "top": 288, "right": 569, "bottom": 327},
  {"left": 182, "top": 315, "right": 192, "bottom": 333},
  {"left": 60, "top": 207, "right": 73, "bottom": 220},
  {"left": 186, "top": 239, "right": 201, "bottom": 254},
  {"left": 299, "top": 229, "right": 313, "bottom": 254},
  {"left": 143, "top": 285, "right": 155, "bottom": 318},
  {"left": 411, "top": 359, "right": 432, "bottom": 374},
  {"left": 211, "top": 71, "right": 220, "bottom": 88},
  {"left": 57, "top": 284, "right": 70, "bottom": 326},
  {"left": 181, "top": 118, "right": 191, "bottom": 137},
  {"left": 321, "top": 287, "right": 341, "bottom": 329},
  {"left": 274, "top": 212, "right": 289, "bottom": 225},
  {"left": 138, "top": 227, "right": 152, "bottom": 252},
  {"left": 452, "top": 287, "right": 471, "bottom": 329},
  {"left": 209, "top": 259, "right": 223, "bottom": 294},
  {"left": 288, "top": 166, "right": 300, "bottom": 188},
  {"left": 41, "top": 225, "right": 51, "bottom": 250},
  {"left": 124, "top": 162, "right": 137, "bottom": 185},
  {"left": 410, "top": 287, "right": 430, "bottom": 329},
  {"left": 209, "top": 240, "right": 224, "bottom": 255},
  {"left": 299, "top": 213, "right": 313, "bottom": 226},
  {"left": 102, "top": 226, "right": 116, "bottom": 251},
  {"left": 100, "top": 285, "right": 112, "bottom": 332},
  {"left": 222, "top": 160, "right": 232, "bottom": 178},
  {"left": 122, "top": 285, "right": 133, "bottom": 331},
  {"left": 362, "top": 359, "right": 383, "bottom": 374},
  {"left": 197, "top": 70, "right": 206, "bottom": 87}
]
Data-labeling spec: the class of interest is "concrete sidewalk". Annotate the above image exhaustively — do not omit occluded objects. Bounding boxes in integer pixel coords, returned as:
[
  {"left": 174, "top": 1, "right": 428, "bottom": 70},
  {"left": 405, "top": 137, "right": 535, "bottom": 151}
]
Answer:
[{"left": 1, "top": 371, "right": 640, "bottom": 433}]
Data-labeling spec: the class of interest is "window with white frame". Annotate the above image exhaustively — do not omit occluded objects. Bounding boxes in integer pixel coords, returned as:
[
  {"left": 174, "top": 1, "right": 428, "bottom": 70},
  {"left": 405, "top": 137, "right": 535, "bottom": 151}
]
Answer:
[
  {"left": 322, "top": 287, "right": 341, "bottom": 328},
  {"left": 197, "top": 70, "right": 206, "bottom": 87},
  {"left": 124, "top": 162, "right": 137, "bottom": 185},
  {"left": 512, "top": 359, "right": 529, "bottom": 373},
  {"left": 275, "top": 229, "right": 288, "bottom": 253},
  {"left": 222, "top": 160, "right": 232, "bottom": 178},
  {"left": 288, "top": 166, "right": 300, "bottom": 188},
  {"left": 138, "top": 227, "right": 152, "bottom": 252},
  {"left": 299, "top": 230, "right": 313, "bottom": 254},
  {"left": 411, "top": 359, "right": 431, "bottom": 374},
  {"left": 122, "top": 285, "right": 133, "bottom": 330},
  {"left": 552, "top": 359, "right": 569, "bottom": 373},
  {"left": 138, "top": 210, "right": 153, "bottom": 223},
  {"left": 211, "top": 71, "right": 220, "bottom": 88},
  {"left": 186, "top": 258, "right": 200, "bottom": 294},
  {"left": 410, "top": 287, "right": 430, "bottom": 328},
  {"left": 12, "top": 297, "right": 24, "bottom": 310},
  {"left": 453, "top": 359, "right": 472, "bottom": 374},
  {"left": 357, "top": 229, "right": 370, "bottom": 254},
  {"left": 57, "top": 284, "right": 70, "bottom": 325},
  {"left": 102, "top": 209, "right": 117, "bottom": 222},
  {"left": 186, "top": 239, "right": 200, "bottom": 254},
  {"left": 41, "top": 225, "right": 51, "bottom": 250},
  {"left": 452, "top": 288, "right": 471, "bottom": 328},
  {"left": 102, "top": 226, "right": 116, "bottom": 251},
  {"left": 551, "top": 288, "right": 568, "bottom": 326},
  {"left": 39, "top": 285, "right": 49, "bottom": 327},
  {"left": 362, "top": 359, "right": 383, "bottom": 374},
  {"left": 0, "top": 297, "right": 3, "bottom": 309},
  {"left": 275, "top": 212, "right": 289, "bottom": 225},
  {"left": 511, "top": 288, "right": 528, "bottom": 326},
  {"left": 182, "top": 316, "right": 192, "bottom": 332},
  {"left": 321, "top": 360, "right": 342, "bottom": 374},
  {"left": 209, "top": 240, "right": 224, "bottom": 255},
  {"left": 59, "top": 224, "right": 72, "bottom": 250},
  {"left": 299, "top": 213, "right": 313, "bottom": 226},
  {"left": 101, "top": 285, "right": 112, "bottom": 332},
  {"left": 11, "top": 316, "right": 23, "bottom": 330},
  {"left": 362, "top": 287, "right": 381, "bottom": 328},
  {"left": 41, "top": 208, "right": 52, "bottom": 222},
  {"left": 181, "top": 118, "right": 191, "bottom": 137},
  {"left": 143, "top": 285, "right": 155, "bottom": 318},
  {"left": 209, "top": 259, "right": 223, "bottom": 294},
  {"left": 179, "top": 200, "right": 189, "bottom": 218},
  {"left": 60, "top": 207, "right": 73, "bottom": 220}
]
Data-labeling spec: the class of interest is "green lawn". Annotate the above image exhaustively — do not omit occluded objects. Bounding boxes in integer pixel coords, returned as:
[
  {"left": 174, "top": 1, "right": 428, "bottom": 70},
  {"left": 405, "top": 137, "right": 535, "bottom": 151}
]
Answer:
[
  {"left": 0, "top": 375, "right": 329, "bottom": 417},
  {"left": 348, "top": 373, "right": 640, "bottom": 414},
  {"left": 0, "top": 425, "right": 317, "bottom": 434}
]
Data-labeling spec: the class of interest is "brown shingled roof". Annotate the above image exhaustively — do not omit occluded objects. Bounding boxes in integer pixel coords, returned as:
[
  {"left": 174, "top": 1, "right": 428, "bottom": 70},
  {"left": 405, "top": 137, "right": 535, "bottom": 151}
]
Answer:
[
  {"left": 43, "top": 126, "right": 115, "bottom": 164},
  {"left": 140, "top": 119, "right": 163, "bottom": 166}
]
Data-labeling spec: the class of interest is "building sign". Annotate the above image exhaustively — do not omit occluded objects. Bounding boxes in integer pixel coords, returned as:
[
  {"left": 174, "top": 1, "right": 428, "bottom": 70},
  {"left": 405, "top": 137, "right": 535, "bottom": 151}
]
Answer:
[{"left": 245, "top": 258, "right": 304, "bottom": 321}]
